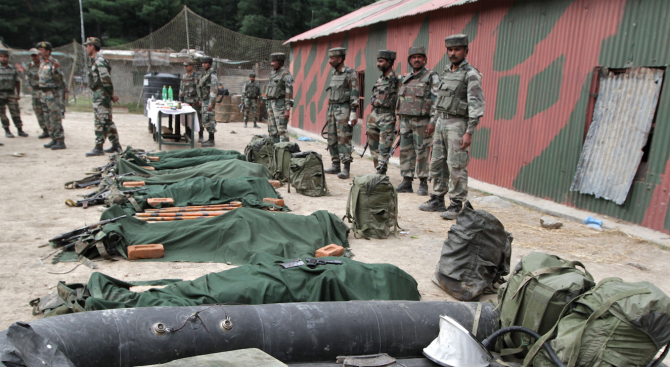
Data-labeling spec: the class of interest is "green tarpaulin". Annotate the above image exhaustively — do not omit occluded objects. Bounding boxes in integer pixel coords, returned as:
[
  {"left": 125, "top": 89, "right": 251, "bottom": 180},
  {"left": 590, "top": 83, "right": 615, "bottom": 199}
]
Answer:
[
  {"left": 99, "top": 205, "right": 350, "bottom": 264},
  {"left": 117, "top": 160, "right": 272, "bottom": 184},
  {"left": 152, "top": 148, "right": 244, "bottom": 159},
  {"left": 147, "top": 154, "right": 246, "bottom": 170},
  {"left": 77, "top": 253, "right": 419, "bottom": 311}
]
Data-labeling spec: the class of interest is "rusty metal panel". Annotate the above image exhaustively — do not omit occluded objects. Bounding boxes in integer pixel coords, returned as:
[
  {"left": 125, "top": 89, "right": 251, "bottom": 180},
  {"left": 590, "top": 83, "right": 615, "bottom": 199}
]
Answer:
[{"left": 571, "top": 67, "right": 664, "bottom": 205}]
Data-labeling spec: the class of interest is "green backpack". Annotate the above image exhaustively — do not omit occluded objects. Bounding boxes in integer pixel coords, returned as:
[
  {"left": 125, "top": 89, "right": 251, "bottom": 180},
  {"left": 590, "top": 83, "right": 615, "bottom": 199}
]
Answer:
[
  {"left": 244, "top": 135, "right": 275, "bottom": 169},
  {"left": 496, "top": 252, "right": 595, "bottom": 357},
  {"left": 271, "top": 142, "right": 301, "bottom": 181},
  {"left": 289, "top": 151, "right": 327, "bottom": 197},
  {"left": 344, "top": 174, "right": 399, "bottom": 239},
  {"left": 527, "top": 277, "right": 670, "bottom": 367}
]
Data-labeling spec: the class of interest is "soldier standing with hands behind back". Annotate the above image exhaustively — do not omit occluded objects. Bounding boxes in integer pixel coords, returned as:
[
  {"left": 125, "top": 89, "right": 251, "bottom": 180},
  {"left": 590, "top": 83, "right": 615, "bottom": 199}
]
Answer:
[
  {"left": 0, "top": 48, "right": 27, "bottom": 139},
  {"left": 265, "top": 52, "right": 293, "bottom": 143},
  {"left": 179, "top": 61, "right": 202, "bottom": 142},
  {"left": 242, "top": 73, "right": 261, "bottom": 128},
  {"left": 197, "top": 56, "right": 218, "bottom": 147},
  {"left": 37, "top": 41, "right": 66, "bottom": 150},
  {"left": 367, "top": 50, "right": 400, "bottom": 174},
  {"left": 419, "top": 34, "right": 484, "bottom": 220},
  {"left": 16, "top": 48, "right": 48, "bottom": 138}
]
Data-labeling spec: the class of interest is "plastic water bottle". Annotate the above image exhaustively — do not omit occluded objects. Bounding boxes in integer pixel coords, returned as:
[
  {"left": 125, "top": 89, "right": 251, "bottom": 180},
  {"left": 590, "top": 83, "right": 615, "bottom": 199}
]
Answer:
[
  {"left": 168, "top": 86, "right": 173, "bottom": 101},
  {"left": 162, "top": 85, "right": 167, "bottom": 101}
]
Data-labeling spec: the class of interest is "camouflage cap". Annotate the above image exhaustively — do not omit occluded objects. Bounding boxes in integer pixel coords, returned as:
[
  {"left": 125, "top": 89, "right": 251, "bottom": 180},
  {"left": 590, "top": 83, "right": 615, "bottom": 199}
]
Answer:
[
  {"left": 36, "top": 41, "right": 52, "bottom": 51},
  {"left": 29, "top": 48, "right": 40, "bottom": 55},
  {"left": 183, "top": 61, "right": 193, "bottom": 66},
  {"left": 201, "top": 56, "right": 213, "bottom": 64},
  {"left": 0, "top": 49, "right": 8, "bottom": 56},
  {"left": 84, "top": 37, "right": 102, "bottom": 47},
  {"left": 328, "top": 47, "right": 347, "bottom": 57},
  {"left": 249, "top": 73, "right": 256, "bottom": 77},
  {"left": 270, "top": 52, "right": 286, "bottom": 61},
  {"left": 376, "top": 50, "right": 396, "bottom": 60},
  {"left": 408, "top": 46, "right": 426, "bottom": 57},
  {"left": 445, "top": 34, "right": 468, "bottom": 48}
]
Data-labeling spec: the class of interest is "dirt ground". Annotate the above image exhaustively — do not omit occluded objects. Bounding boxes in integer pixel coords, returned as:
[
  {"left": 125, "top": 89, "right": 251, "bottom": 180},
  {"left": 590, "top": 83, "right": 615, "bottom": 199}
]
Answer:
[{"left": 1, "top": 98, "right": 669, "bottom": 330}]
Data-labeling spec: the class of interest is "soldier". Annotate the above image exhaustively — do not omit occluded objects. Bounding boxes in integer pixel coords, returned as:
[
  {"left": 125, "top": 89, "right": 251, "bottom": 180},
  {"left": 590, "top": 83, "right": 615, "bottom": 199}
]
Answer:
[
  {"left": 367, "top": 50, "right": 400, "bottom": 174},
  {"left": 84, "top": 37, "right": 121, "bottom": 156},
  {"left": 15, "top": 48, "right": 48, "bottom": 138},
  {"left": 179, "top": 60, "right": 202, "bottom": 142},
  {"left": 197, "top": 56, "right": 218, "bottom": 147},
  {"left": 419, "top": 34, "right": 484, "bottom": 220},
  {"left": 323, "top": 47, "right": 359, "bottom": 179},
  {"left": 37, "top": 41, "right": 66, "bottom": 150},
  {"left": 265, "top": 52, "right": 293, "bottom": 143},
  {"left": 0, "top": 48, "right": 27, "bottom": 138},
  {"left": 242, "top": 73, "right": 261, "bottom": 128},
  {"left": 395, "top": 45, "right": 440, "bottom": 195}
]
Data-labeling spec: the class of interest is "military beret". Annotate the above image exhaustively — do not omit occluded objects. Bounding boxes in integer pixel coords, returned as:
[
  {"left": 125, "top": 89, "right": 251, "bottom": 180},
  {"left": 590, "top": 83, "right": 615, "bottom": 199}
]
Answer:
[
  {"left": 270, "top": 52, "right": 285, "bottom": 61},
  {"left": 249, "top": 73, "right": 256, "bottom": 77},
  {"left": 376, "top": 50, "right": 396, "bottom": 60},
  {"left": 445, "top": 34, "right": 468, "bottom": 48},
  {"left": 408, "top": 46, "right": 426, "bottom": 57},
  {"left": 84, "top": 37, "right": 101, "bottom": 47},
  {"left": 29, "top": 48, "right": 40, "bottom": 56},
  {"left": 36, "top": 41, "right": 52, "bottom": 51},
  {"left": 0, "top": 49, "right": 8, "bottom": 56},
  {"left": 183, "top": 61, "right": 193, "bottom": 66},
  {"left": 328, "top": 47, "right": 347, "bottom": 57},
  {"left": 201, "top": 56, "right": 213, "bottom": 63}
]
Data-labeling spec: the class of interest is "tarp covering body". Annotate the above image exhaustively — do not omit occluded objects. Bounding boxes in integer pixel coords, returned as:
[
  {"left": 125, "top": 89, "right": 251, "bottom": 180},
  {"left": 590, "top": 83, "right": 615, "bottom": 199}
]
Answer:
[
  {"left": 99, "top": 205, "right": 350, "bottom": 264},
  {"left": 147, "top": 154, "right": 246, "bottom": 170},
  {"left": 117, "top": 160, "right": 272, "bottom": 184},
  {"left": 152, "top": 148, "right": 243, "bottom": 159}
]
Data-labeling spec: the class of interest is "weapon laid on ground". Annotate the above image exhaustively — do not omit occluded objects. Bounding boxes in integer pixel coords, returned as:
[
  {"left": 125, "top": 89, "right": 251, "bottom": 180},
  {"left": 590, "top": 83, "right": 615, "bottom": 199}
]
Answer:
[
  {"left": 49, "top": 215, "right": 127, "bottom": 247},
  {"left": 74, "top": 187, "right": 146, "bottom": 208},
  {"left": 360, "top": 140, "right": 369, "bottom": 158},
  {"left": 305, "top": 258, "right": 343, "bottom": 268}
]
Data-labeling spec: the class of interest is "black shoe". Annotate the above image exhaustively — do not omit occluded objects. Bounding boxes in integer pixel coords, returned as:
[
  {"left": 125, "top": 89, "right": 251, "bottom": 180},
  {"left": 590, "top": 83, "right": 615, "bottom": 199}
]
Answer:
[
  {"left": 419, "top": 194, "right": 447, "bottom": 212},
  {"left": 38, "top": 129, "right": 50, "bottom": 139},
  {"left": 244, "top": 122, "right": 248, "bottom": 128},
  {"left": 198, "top": 131, "right": 204, "bottom": 143},
  {"left": 440, "top": 199, "right": 463, "bottom": 220},
  {"left": 44, "top": 139, "right": 57, "bottom": 148},
  {"left": 86, "top": 145, "right": 105, "bottom": 157},
  {"left": 337, "top": 162, "right": 350, "bottom": 179},
  {"left": 103, "top": 143, "right": 122, "bottom": 154},
  {"left": 201, "top": 132, "right": 215, "bottom": 147},
  {"left": 50, "top": 140, "right": 66, "bottom": 150},
  {"left": 417, "top": 178, "right": 428, "bottom": 196},
  {"left": 4, "top": 128, "right": 14, "bottom": 138},
  {"left": 395, "top": 177, "right": 413, "bottom": 193},
  {"left": 17, "top": 129, "right": 28, "bottom": 137},
  {"left": 324, "top": 162, "right": 341, "bottom": 174},
  {"left": 253, "top": 123, "right": 260, "bottom": 129}
]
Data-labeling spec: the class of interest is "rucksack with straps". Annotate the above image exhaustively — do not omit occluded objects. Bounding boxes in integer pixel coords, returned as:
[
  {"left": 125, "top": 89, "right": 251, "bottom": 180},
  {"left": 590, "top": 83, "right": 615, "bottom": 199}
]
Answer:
[
  {"left": 289, "top": 151, "right": 327, "bottom": 197},
  {"left": 496, "top": 252, "right": 595, "bottom": 357},
  {"left": 271, "top": 142, "right": 301, "bottom": 181},
  {"left": 526, "top": 277, "right": 670, "bottom": 367},
  {"left": 344, "top": 174, "right": 399, "bottom": 239},
  {"left": 244, "top": 135, "right": 275, "bottom": 168}
]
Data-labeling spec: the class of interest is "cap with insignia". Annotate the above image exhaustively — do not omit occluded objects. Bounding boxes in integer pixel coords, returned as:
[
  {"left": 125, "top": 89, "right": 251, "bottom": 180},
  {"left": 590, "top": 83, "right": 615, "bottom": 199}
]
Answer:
[
  {"left": 445, "top": 34, "right": 468, "bottom": 48},
  {"left": 29, "top": 48, "right": 40, "bottom": 55},
  {"left": 270, "top": 52, "right": 286, "bottom": 61},
  {"left": 328, "top": 47, "right": 347, "bottom": 57},
  {"left": 408, "top": 46, "right": 426, "bottom": 58},
  {"left": 249, "top": 73, "right": 256, "bottom": 77},
  {"left": 84, "top": 37, "right": 102, "bottom": 47},
  {"left": 36, "top": 41, "right": 52, "bottom": 51},
  {"left": 183, "top": 61, "right": 193, "bottom": 66},
  {"left": 0, "top": 48, "right": 8, "bottom": 56},
  {"left": 201, "top": 56, "right": 213, "bottom": 64},
  {"left": 376, "top": 50, "right": 396, "bottom": 60}
]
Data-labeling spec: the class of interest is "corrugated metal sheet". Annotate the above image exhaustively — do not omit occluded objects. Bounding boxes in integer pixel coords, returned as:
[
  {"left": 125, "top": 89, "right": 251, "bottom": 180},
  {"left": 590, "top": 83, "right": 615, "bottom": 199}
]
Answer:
[
  {"left": 285, "top": 0, "right": 476, "bottom": 44},
  {"left": 571, "top": 67, "right": 665, "bottom": 205}
]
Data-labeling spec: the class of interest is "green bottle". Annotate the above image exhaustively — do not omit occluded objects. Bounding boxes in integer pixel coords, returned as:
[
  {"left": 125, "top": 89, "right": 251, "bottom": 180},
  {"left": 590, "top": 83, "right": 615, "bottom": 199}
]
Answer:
[
  {"left": 168, "top": 86, "right": 173, "bottom": 101},
  {"left": 162, "top": 85, "right": 167, "bottom": 101}
]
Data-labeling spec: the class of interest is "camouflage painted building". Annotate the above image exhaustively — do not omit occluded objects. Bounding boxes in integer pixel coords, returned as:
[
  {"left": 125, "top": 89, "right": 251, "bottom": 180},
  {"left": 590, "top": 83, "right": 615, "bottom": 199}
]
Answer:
[{"left": 285, "top": 0, "right": 670, "bottom": 234}]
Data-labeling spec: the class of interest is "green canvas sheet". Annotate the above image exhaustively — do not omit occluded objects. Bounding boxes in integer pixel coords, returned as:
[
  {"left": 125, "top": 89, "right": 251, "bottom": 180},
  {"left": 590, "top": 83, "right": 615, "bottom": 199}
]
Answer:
[
  {"left": 148, "top": 154, "right": 246, "bottom": 170},
  {"left": 79, "top": 253, "right": 420, "bottom": 311},
  {"left": 99, "top": 205, "right": 350, "bottom": 264},
  {"left": 152, "top": 148, "right": 244, "bottom": 159},
  {"left": 118, "top": 160, "right": 272, "bottom": 184}
]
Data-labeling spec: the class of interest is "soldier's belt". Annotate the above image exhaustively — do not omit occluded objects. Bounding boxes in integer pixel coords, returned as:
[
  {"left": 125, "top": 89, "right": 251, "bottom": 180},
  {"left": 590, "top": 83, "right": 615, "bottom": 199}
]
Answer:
[
  {"left": 372, "top": 107, "right": 394, "bottom": 114},
  {"left": 439, "top": 111, "right": 465, "bottom": 119},
  {"left": 266, "top": 96, "right": 285, "bottom": 101}
]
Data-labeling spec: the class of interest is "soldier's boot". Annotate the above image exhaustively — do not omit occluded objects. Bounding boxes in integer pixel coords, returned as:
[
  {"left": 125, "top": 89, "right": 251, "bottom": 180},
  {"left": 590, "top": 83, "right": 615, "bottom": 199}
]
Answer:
[
  {"left": 253, "top": 122, "right": 260, "bottom": 129},
  {"left": 440, "top": 199, "right": 463, "bottom": 220},
  {"left": 86, "top": 145, "right": 105, "bottom": 157},
  {"left": 337, "top": 162, "right": 350, "bottom": 179},
  {"left": 244, "top": 121, "right": 248, "bottom": 128},
  {"left": 198, "top": 131, "right": 204, "bottom": 143},
  {"left": 324, "top": 162, "right": 341, "bottom": 175},
  {"left": 201, "top": 133, "right": 215, "bottom": 147},
  {"left": 4, "top": 127, "right": 14, "bottom": 138},
  {"left": 44, "top": 139, "right": 57, "bottom": 148},
  {"left": 418, "top": 194, "right": 447, "bottom": 212},
  {"left": 395, "top": 177, "right": 413, "bottom": 193},
  {"left": 416, "top": 178, "right": 429, "bottom": 196},
  {"left": 17, "top": 129, "right": 28, "bottom": 137},
  {"left": 103, "top": 143, "right": 122, "bottom": 154},
  {"left": 38, "top": 129, "right": 50, "bottom": 139},
  {"left": 50, "top": 139, "right": 66, "bottom": 150}
]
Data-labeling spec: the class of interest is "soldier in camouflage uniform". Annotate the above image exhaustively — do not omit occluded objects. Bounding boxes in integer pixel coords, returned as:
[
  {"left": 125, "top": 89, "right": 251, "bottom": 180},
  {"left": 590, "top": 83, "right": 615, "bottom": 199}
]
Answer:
[
  {"left": 197, "top": 56, "right": 218, "bottom": 147},
  {"left": 396, "top": 45, "right": 440, "bottom": 195},
  {"left": 419, "top": 34, "right": 485, "bottom": 220},
  {"left": 37, "top": 41, "right": 66, "bottom": 150},
  {"left": 84, "top": 37, "right": 121, "bottom": 157},
  {"left": 179, "top": 60, "right": 202, "bottom": 142},
  {"left": 242, "top": 73, "right": 261, "bottom": 128},
  {"left": 18, "top": 48, "right": 48, "bottom": 137},
  {"left": 0, "top": 48, "right": 27, "bottom": 139},
  {"left": 323, "top": 47, "right": 359, "bottom": 179},
  {"left": 367, "top": 50, "right": 400, "bottom": 175},
  {"left": 265, "top": 53, "right": 293, "bottom": 143}
]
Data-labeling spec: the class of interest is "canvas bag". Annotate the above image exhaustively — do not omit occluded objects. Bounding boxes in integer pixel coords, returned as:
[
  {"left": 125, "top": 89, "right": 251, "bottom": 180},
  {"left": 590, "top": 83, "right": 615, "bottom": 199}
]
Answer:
[
  {"left": 289, "top": 151, "right": 327, "bottom": 197},
  {"left": 271, "top": 142, "right": 300, "bottom": 181},
  {"left": 244, "top": 135, "right": 275, "bottom": 169},
  {"left": 344, "top": 174, "right": 399, "bottom": 239}
]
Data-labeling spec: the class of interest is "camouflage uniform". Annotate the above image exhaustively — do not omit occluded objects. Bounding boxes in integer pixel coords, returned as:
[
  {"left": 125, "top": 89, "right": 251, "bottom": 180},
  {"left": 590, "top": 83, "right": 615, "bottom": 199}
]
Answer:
[
  {"left": 0, "top": 62, "right": 23, "bottom": 131},
  {"left": 265, "top": 53, "right": 294, "bottom": 143},
  {"left": 179, "top": 69, "right": 201, "bottom": 122},
  {"left": 25, "top": 58, "right": 47, "bottom": 131},
  {"left": 38, "top": 56, "right": 65, "bottom": 140},
  {"left": 88, "top": 52, "right": 119, "bottom": 146},
  {"left": 326, "top": 59, "right": 359, "bottom": 164},
  {"left": 242, "top": 79, "right": 261, "bottom": 125},
  {"left": 367, "top": 69, "right": 400, "bottom": 168},
  {"left": 197, "top": 66, "right": 218, "bottom": 134}
]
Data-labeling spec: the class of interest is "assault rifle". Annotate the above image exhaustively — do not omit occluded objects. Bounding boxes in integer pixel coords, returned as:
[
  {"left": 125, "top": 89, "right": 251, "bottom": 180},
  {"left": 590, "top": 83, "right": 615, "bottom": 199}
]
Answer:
[
  {"left": 378, "top": 134, "right": 401, "bottom": 173},
  {"left": 49, "top": 215, "right": 127, "bottom": 248},
  {"left": 359, "top": 140, "right": 369, "bottom": 158},
  {"left": 76, "top": 187, "right": 145, "bottom": 208}
]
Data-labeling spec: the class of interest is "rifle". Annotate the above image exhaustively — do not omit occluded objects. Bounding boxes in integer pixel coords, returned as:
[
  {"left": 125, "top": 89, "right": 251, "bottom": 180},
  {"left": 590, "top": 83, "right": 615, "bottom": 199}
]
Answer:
[
  {"left": 49, "top": 215, "right": 127, "bottom": 245},
  {"left": 359, "top": 140, "right": 369, "bottom": 158},
  {"left": 378, "top": 134, "right": 401, "bottom": 172},
  {"left": 76, "top": 187, "right": 146, "bottom": 208}
]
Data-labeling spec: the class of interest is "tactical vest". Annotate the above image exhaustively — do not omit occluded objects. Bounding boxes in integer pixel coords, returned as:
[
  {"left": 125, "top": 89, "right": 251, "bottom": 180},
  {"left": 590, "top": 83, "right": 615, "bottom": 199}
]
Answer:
[
  {"left": 197, "top": 69, "right": 215, "bottom": 103},
  {"left": 0, "top": 66, "right": 17, "bottom": 92},
  {"left": 435, "top": 65, "right": 470, "bottom": 117},
  {"left": 245, "top": 82, "right": 261, "bottom": 99},
  {"left": 327, "top": 68, "right": 352, "bottom": 104},
  {"left": 266, "top": 69, "right": 288, "bottom": 100},
  {"left": 181, "top": 72, "right": 199, "bottom": 102},
  {"left": 397, "top": 69, "right": 433, "bottom": 117},
  {"left": 370, "top": 73, "right": 398, "bottom": 110},
  {"left": 38, "top": 57, "right": 62, "bottom": 89}
]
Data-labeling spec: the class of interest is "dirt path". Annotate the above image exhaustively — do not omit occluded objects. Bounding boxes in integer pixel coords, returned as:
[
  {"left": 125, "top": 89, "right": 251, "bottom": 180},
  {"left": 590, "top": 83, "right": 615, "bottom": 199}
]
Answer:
[{"left": 0, "top": 99, "right": 668, "bottom": 329}]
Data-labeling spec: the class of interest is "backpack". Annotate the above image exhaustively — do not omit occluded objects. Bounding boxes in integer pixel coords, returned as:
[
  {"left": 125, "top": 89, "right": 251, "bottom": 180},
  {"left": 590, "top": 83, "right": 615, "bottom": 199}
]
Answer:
[
  {"left": 496, "top": 252, "right": 595, "bottom": 357},
  {"left": 289, "top": 151, "right": 327, "bottom": 197},
  {"left": 271, "top": 142, "right": 301, "bottom": 181},
  {"left": 244, "top": 135, "right": 275, "bottom": 169},
  {"left": 527, "top": 277, "right": 670, "bottom": 367},
  {"left": 344, "top": 174, "right": 399, "bottom": 239}
]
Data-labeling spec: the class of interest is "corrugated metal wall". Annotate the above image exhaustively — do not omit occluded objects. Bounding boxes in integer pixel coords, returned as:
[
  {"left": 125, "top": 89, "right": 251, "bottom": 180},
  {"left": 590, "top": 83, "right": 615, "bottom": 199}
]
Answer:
[{"left": 289, "top": 0, "right": 670, "bottom": 234}]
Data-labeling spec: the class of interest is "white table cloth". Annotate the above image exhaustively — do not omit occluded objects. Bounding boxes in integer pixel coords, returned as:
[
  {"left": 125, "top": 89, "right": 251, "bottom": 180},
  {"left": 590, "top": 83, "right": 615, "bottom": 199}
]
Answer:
[{"left": 146, "top": 99, "right": 200, "bottom": 133}]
